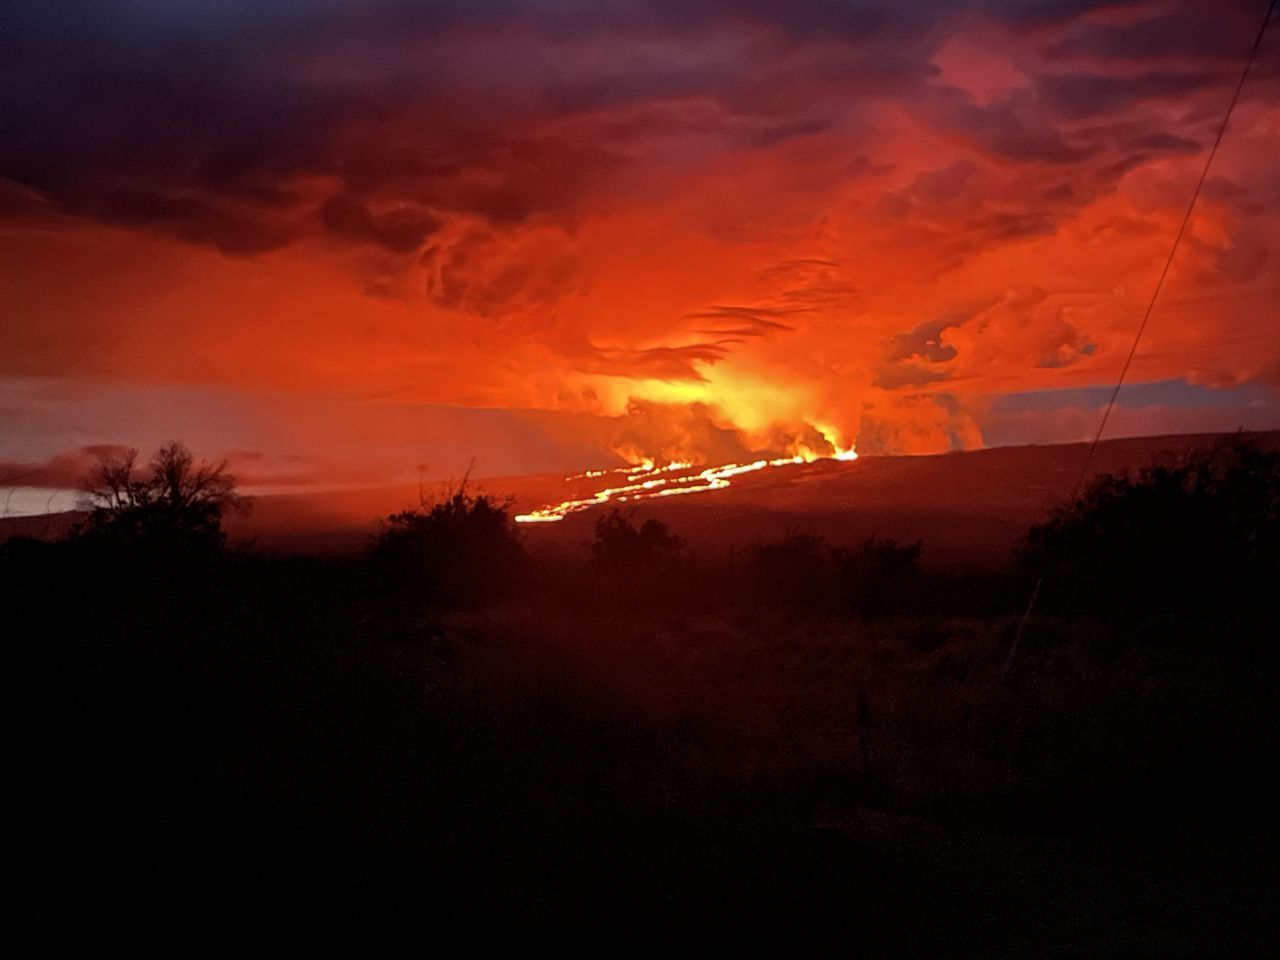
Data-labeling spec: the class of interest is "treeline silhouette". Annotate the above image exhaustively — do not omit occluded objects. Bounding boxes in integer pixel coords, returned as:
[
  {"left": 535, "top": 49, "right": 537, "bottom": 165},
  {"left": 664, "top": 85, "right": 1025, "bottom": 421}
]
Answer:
[{"left": 7, "top": 436, "right": 1277, "bottom": 621}]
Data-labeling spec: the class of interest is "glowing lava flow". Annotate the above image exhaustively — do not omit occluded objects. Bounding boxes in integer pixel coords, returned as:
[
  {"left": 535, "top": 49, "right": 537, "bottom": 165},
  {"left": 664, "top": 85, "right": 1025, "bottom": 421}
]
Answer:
[{"left": 515, "top": 443, "right": 856, "bottom": 524}]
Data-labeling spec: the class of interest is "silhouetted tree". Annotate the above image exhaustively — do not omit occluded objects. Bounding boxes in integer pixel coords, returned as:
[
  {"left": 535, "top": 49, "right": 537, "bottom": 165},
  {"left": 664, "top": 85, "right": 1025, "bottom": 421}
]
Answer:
[
  {"left": 77, "top": 441, "right": 244, "bottom": 554},
  {"left": 590, "top": 509, "right": 684, "bottom": 574},
  {"left": 370, "top": 479, "right": 524, "bottom": 606},
  {"left": 1018, "top": 437, "right": 1280, "bottom": 616}
]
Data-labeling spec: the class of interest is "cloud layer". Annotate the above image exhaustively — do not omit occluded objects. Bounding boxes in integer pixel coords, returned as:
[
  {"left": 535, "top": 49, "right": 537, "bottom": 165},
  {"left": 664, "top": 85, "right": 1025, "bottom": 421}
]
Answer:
[{"left": 2, "top": 0, "right": 1278, "bottom": 478}]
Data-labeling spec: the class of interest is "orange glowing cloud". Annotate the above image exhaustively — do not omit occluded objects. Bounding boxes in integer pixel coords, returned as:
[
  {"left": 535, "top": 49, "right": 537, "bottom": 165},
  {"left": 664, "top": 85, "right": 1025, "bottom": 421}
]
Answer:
[{"left": 2, "top": 0, "right": 1278, "bottom": 487}]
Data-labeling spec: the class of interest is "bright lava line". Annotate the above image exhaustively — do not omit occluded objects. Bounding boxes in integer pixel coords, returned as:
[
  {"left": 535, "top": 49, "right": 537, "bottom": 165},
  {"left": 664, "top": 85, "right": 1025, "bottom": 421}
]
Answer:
[{"left": 515, "top": 441, "right": 857, "bottom": 524}]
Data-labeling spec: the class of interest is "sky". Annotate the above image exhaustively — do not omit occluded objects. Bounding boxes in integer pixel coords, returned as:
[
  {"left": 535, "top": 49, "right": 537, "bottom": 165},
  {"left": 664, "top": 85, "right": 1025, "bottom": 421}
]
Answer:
[{"left": 2, "top": 0, "right": 1279, "bottom": 508}]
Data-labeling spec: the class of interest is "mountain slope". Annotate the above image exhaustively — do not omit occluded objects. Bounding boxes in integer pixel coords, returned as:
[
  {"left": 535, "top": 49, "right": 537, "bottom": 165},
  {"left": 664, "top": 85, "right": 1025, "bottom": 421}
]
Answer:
[{"left": 4, "top": 431, "right": 1276, "bottom": 566}]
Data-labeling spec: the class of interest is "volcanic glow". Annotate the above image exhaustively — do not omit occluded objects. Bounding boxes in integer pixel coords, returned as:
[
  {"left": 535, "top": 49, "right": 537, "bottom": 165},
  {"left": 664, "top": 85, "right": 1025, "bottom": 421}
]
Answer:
[{"left": 516, "top": 435, "right": 857, "bottom": 523}]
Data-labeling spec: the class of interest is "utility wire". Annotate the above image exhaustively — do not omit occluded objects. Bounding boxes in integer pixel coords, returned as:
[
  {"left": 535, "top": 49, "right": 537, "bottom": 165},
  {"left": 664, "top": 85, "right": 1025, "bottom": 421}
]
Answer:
[{"left": 1000, "top": 0, "right": 1277, "bottom": 680}]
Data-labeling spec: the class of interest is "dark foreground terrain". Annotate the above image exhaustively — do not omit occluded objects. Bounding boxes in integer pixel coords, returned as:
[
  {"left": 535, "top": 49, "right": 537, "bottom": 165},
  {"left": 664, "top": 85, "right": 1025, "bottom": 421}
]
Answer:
[
  {"left": 7, "top": 434, "right": 1279, "bottom": 954},
  {"left": 8, "top": 552, "right": 1277, "bottom": 954}
]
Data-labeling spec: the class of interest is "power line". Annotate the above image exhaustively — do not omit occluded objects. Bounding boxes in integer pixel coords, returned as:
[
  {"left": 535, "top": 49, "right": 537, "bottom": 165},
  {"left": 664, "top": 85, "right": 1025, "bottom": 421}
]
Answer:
[{"left": 1000, "top": 0, "right": 1277, "bottom": 680}]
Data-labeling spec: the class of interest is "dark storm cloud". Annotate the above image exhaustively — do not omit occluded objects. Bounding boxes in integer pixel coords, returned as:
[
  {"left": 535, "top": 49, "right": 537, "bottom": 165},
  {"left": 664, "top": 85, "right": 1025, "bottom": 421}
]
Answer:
[
  {"left": 1035, "top": 70, "right": 1233, "bottom": 120},
  {"left": 887, "top": 318, "right": 963, "bottom": 364},
  {"left": 320, "top": 195, "right": 442, "bottom": 253},
  {"left": 972, "top": 0, "right": 1147, "bottom": 29},
  {"left": 0, "top": 0, "right": 1252, "bottom": 261},
  {"left": 1, "top": 1, "right": 619, "bottom": 252},
  {"left": 0, "top": 4, "right": 347, "bottom": 185},
  {"left": 641, "top": 0, "right": 1143, "bottom": 41},
  {"left": 877, "top": 316, "right": 965, "bottom": 390},
  {"left": 920, "top": 86, "right": 1103, "bottom": 164},
  {"left": 1046, "top": 2, "right": 1273, "bottom": 63}
]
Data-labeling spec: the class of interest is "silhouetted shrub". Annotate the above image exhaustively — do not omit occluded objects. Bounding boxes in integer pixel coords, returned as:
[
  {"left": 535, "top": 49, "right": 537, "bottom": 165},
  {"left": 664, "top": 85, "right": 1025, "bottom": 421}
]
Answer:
[
  {"left": 74, "top": 441, "right": 245, "bottom": 557},
  {"left": 590, "top": 509, "right": 684, "bottom": 575},
  {"left": 369, "top": 480, "right": 524, "bottom": 606},
  {"left": 742, "top": 531, "right": 926, "bottom": 616},
  {"left": 744, "top": 529, "right": 841, "bottom": 613},
  {"left": 1019, "top": 437, "right": 1280, "bottom": 616},
  {"left": 835, "top": 537, "right": 924, "bottom": 616}
]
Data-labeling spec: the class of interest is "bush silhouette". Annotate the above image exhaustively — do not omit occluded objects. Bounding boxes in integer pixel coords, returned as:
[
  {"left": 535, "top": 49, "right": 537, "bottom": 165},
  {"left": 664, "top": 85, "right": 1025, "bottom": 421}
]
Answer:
[
  {"left": 743, "top": 531, "right": 925, "bottom": 615},
  {"left": 1019, "top": 437, "right": 1280, "bottom": 616},
  {"left": 590, "top": 509, "right": 684, "bottom": 574},
  {"left": 835, "top": 537, "right": 923, "bottom": 616},
  {"left": 76, "top": 441, "right": 244, "bottom": 555},
  {"left": 744, "top": 529, "right": 840, "bottom": 613},
  {"left": 370, "top": 479, "right": 524, "bottom": 606}
]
